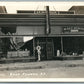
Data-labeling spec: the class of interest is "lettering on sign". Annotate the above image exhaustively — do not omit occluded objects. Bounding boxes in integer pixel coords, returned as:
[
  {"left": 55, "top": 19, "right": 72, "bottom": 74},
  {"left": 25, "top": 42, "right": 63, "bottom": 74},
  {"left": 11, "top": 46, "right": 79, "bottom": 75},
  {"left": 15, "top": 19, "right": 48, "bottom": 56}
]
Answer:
[{"left": 63, "top": 26, "right": 84, "bottom": 33}]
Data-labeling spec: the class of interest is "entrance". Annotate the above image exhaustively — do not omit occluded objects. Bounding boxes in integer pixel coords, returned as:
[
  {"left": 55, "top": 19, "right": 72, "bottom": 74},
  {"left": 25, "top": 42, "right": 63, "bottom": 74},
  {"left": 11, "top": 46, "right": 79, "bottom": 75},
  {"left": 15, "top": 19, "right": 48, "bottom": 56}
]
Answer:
[
  {"left": 35, "top": 37, "right": 54, "bottom": 60},
  {"left": 46, "top": 38, "right": 54, "bottom": 60}
]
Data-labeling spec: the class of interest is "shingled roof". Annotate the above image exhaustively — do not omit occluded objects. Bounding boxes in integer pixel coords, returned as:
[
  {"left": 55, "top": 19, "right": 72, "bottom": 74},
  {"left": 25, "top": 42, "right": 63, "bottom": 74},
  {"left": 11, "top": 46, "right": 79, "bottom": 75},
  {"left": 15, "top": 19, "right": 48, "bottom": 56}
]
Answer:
[
  {"left": 69, "top": 6, "right": 84, "bottom": 14},
  {"left": 0, "top": 6, "right": 7, "bottom": 13}
]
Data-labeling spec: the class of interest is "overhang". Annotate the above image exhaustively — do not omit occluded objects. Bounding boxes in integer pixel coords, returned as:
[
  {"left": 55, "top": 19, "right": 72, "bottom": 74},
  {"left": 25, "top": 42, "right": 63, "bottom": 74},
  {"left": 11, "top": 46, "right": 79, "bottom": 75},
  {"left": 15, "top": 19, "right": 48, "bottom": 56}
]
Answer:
[{"left": 0, "top": 14, "right": 84, "bottom": 26}]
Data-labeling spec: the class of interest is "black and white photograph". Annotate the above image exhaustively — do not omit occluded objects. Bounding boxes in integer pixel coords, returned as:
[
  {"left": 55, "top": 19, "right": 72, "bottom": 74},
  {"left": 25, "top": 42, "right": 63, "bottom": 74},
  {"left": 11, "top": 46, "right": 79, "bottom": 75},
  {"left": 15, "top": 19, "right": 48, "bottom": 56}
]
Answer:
[{"left": 0, "top": 0, "right": 84, "bottom": 82}]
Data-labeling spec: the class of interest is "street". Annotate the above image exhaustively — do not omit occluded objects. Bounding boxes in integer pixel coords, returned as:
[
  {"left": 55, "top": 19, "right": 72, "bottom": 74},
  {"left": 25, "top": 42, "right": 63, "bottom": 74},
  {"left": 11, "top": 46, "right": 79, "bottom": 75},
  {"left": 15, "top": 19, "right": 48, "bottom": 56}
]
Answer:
[{"left": 0, "top": 60, "right": 84, "bottom": 78}]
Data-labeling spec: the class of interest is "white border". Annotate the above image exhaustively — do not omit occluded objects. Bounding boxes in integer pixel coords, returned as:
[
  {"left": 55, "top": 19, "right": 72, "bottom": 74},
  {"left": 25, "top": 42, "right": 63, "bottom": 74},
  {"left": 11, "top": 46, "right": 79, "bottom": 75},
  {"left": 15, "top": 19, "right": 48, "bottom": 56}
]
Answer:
[{"left": 0, "top": 78, "right": 84, "bottom": 82}]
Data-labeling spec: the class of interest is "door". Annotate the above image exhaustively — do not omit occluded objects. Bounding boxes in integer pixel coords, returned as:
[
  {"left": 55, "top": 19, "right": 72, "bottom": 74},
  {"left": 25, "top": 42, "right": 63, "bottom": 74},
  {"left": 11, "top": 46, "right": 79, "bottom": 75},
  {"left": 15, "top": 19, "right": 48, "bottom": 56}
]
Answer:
[
  {"left": 46, "top": 38, "right": 54, "bottom": 60},
  {"left": 35, "top": 37, "right": 54, "bottom": 60}
]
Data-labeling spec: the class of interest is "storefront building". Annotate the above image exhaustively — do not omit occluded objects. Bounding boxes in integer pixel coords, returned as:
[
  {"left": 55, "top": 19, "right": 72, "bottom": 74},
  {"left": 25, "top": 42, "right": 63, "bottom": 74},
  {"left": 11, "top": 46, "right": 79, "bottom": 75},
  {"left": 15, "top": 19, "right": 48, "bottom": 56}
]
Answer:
[{"left": 0, "top": 6, "right": 84, "bottom": 61}]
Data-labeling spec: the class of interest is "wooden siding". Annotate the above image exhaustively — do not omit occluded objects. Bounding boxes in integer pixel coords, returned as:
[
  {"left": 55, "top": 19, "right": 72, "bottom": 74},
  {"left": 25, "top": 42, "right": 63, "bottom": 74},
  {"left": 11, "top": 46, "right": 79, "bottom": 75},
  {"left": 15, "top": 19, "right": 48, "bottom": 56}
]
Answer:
[
  {"left": 16, "top": 26, "right": 45, "bottom": 35},
  {"left": 0, "top": 14, "right": 84, "bottom": 36}
]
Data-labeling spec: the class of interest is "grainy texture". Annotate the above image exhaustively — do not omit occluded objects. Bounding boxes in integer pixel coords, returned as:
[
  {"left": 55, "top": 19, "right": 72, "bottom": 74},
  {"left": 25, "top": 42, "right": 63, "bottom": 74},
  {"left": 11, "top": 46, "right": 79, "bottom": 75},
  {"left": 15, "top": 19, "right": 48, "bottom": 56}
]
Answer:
[{"left": 0, "top": 60, "right": 84, "bottom": 78}]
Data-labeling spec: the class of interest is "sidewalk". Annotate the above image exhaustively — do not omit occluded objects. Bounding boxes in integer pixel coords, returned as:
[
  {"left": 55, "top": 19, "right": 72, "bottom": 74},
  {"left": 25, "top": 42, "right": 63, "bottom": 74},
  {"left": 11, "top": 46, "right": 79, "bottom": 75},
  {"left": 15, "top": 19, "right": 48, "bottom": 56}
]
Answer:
[{"left": 0, "top": 60, "right": 84, "bottom": 71}]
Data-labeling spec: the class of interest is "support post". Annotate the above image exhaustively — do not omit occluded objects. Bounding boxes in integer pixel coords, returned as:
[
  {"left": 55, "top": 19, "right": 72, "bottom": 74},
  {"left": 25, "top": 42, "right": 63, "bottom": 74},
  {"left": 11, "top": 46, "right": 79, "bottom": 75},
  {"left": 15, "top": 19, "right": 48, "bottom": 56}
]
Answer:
[
  {"left": 33, "top": 37, "right": 35, "bottom": 57},
  {"left": 46, "top": 6, "right": 51, "bottom": 34},
  {"left": 61, "top": 36, "right": 64, "bottom": 56}
]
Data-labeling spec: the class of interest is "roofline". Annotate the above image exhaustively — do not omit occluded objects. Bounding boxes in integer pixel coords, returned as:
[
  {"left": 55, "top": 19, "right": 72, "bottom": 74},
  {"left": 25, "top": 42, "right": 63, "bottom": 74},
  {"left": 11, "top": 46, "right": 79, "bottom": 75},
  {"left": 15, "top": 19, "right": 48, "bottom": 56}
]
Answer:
[{"left": 1, "top": 13, "right": 84, "bottom": 18}]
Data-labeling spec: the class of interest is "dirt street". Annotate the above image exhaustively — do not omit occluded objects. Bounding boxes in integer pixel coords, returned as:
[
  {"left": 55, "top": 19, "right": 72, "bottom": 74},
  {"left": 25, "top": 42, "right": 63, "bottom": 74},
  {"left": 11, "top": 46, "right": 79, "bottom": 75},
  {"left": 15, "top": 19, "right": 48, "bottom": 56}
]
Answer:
[{"left": 0, "top": 60, "right": 84, "bottom": 78}]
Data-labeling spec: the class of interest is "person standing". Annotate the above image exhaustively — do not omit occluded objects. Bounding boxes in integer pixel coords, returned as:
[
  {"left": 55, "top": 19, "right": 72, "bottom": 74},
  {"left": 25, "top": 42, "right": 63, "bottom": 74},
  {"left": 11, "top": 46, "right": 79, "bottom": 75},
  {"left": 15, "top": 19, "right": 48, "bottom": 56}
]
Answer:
[{"left": 36, "top": 45, "right": 41, "bottom": 61}]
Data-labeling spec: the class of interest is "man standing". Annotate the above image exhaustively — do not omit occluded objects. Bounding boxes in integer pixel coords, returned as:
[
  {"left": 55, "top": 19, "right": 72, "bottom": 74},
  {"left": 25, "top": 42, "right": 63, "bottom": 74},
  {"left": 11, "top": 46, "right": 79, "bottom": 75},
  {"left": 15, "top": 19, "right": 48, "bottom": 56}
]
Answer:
[{"left": 36, "top": 45, "right": 41, "bottom": 61}]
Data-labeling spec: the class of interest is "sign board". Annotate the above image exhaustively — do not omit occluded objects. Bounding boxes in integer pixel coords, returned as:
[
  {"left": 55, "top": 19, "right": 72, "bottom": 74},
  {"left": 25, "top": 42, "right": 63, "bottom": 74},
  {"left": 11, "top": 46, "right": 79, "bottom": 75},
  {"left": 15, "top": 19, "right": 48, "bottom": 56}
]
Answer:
[{"left": 63, "top": 26, "right": 84, "bottom": 33}]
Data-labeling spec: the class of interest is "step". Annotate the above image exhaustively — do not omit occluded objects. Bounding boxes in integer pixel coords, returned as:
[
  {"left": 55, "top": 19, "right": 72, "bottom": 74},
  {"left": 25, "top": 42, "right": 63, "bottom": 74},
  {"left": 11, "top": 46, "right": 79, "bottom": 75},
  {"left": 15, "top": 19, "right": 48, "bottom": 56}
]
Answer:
[{"left": 0, "top": 56, "right": 36, "bottom": 64}]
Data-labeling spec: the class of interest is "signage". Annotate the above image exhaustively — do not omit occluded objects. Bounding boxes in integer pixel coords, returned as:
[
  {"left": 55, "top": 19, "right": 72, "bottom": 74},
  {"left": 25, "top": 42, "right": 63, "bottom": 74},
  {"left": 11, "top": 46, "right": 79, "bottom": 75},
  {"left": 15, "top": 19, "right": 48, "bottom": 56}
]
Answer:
[{"left": 63, "top": 26, "right": 84, "bottom": 33}]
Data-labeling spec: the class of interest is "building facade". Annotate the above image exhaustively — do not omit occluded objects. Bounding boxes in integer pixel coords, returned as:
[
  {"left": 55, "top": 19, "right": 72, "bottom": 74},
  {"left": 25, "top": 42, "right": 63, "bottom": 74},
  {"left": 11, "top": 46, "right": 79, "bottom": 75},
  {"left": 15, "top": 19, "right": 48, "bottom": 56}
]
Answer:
[{"left": 0, "top": 6, "right": 84, "bottom": 61}]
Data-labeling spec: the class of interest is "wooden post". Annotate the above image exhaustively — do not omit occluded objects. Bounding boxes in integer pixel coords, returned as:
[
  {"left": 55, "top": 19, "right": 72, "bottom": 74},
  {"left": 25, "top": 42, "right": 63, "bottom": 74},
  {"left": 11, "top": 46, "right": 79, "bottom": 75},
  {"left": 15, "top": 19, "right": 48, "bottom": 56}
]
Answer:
[
  {"left": 46, "top": 6, "right": 51, "bottom": 34},
  {"left": 33, "top": 37, "right": 35, "bottom": 57},
  {"left": 61, "top": 36, "right": 64, "bottom": 56}
]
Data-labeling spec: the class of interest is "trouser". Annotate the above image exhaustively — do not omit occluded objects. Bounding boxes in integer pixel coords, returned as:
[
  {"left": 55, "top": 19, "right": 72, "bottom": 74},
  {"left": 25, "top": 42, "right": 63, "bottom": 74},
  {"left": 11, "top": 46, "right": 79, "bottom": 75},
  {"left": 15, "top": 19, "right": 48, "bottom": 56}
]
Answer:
[{"left": 38, "top": 51, "right": 41, "bottom": 61}]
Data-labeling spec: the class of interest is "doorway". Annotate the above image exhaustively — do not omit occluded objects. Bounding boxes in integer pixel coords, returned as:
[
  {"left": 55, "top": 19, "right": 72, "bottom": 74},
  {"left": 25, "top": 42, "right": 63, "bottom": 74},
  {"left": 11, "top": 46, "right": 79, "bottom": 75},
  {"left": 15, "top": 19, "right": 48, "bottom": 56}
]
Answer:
[
  {"left": 46, "top": 38, "right": 54, "bottom": 60},
  {"left": 35, "top": 37, "right": 54, "bottom": 60}
]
